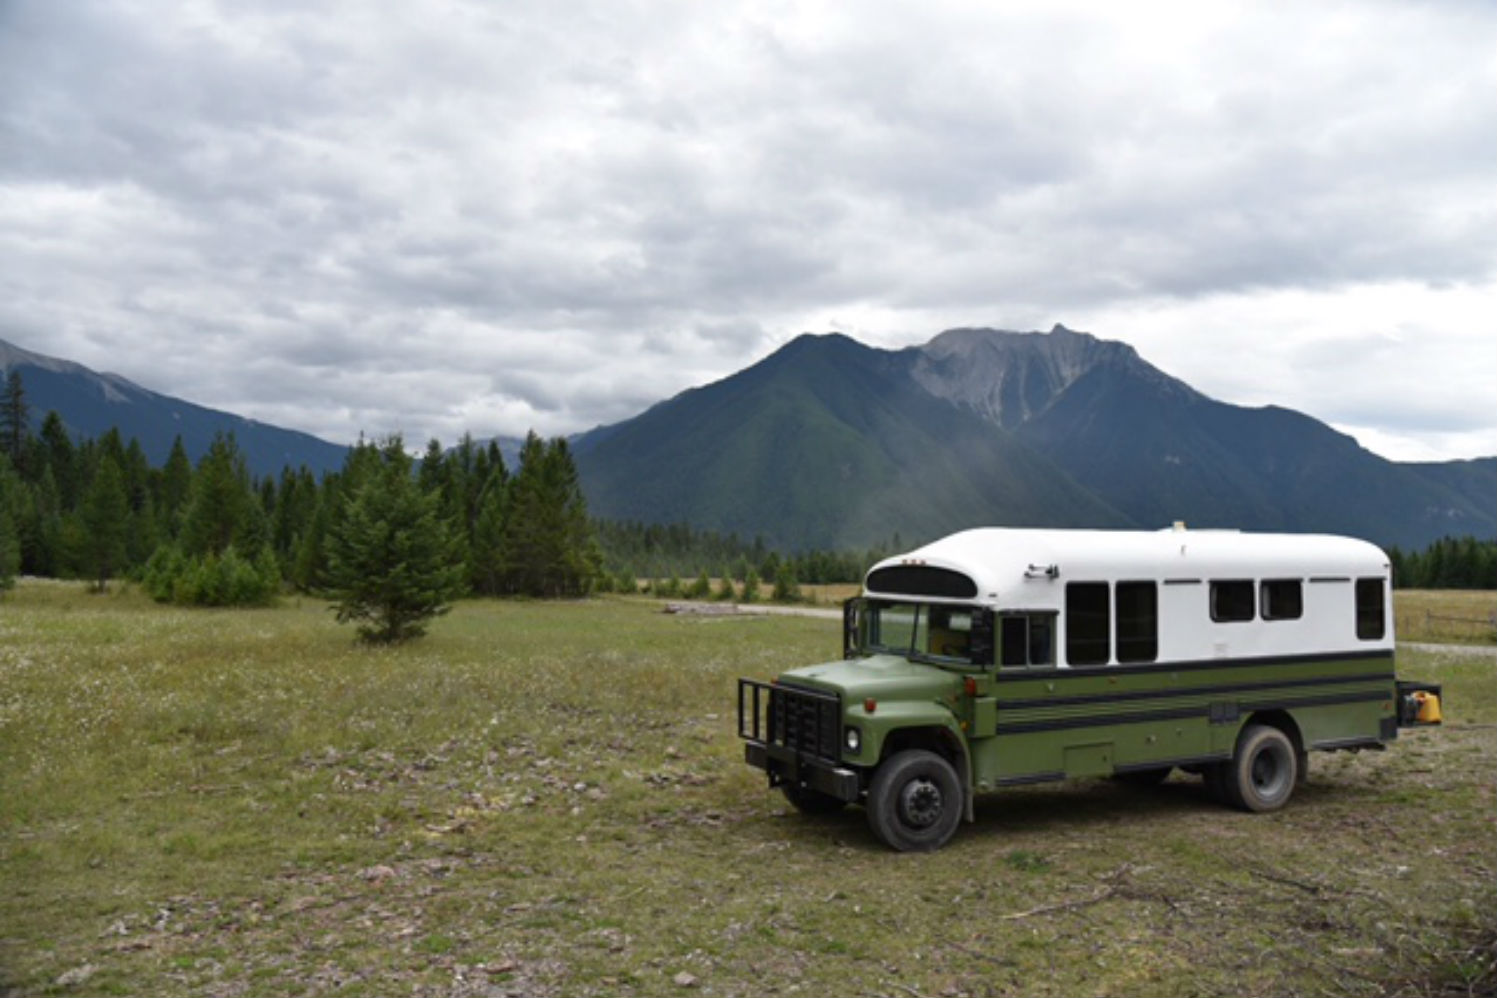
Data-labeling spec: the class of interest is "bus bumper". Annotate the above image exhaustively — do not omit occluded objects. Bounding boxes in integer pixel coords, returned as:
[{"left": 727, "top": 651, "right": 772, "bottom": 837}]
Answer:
[{"left": 745, "top": 741, "right": 862, "bottom": 803}]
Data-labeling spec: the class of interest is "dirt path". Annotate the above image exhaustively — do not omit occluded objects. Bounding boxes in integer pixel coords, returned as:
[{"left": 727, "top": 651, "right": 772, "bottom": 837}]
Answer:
[
  {"left": 662, "top": 600, "right": 841, "bottom": 620},
  {"left": 1401, "top": 641, "right": 1497, "bottom": 659}
]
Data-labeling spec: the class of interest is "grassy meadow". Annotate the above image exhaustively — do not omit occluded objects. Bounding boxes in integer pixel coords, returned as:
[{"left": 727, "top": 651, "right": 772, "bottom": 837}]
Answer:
[
  {"left": 1395, "top": 590, "right": 1497, "bottom": 646},
  {"left": 1, "top": 581, "right": 1494, "bottom": 997}
]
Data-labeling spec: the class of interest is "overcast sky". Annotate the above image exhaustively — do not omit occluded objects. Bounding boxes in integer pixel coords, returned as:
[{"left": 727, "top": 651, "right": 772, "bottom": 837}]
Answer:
[{"left": 1, "top": 1, "right": 1493, "bottom": 462}]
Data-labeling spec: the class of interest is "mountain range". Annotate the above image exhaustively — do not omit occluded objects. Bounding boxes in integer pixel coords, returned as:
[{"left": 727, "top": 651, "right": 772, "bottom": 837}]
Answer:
[
  {"left": 570, "top": 326, "right": 1494, "bottom": 551},
  {"left": 0, "top": 338, "right": 348, "bottom": 477},
  {"left": 3, "top": 328, "right": 1492, "bottom": 552}
]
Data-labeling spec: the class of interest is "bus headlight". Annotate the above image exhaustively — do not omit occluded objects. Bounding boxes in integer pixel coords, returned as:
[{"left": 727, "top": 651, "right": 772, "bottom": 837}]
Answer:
[{"left": 845, "top": 726, "right": 862, "bottom": 753}]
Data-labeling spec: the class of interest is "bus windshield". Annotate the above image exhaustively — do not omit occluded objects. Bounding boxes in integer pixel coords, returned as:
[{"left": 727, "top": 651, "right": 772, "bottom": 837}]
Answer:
[{"left": 864, "top": 601, "right": 976, "bottom": 663}]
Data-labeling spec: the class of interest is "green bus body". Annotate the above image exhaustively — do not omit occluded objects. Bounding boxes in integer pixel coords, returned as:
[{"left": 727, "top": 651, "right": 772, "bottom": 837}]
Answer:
[{"left": 738, "top": 527, "right": 1442, "bottom": 851}]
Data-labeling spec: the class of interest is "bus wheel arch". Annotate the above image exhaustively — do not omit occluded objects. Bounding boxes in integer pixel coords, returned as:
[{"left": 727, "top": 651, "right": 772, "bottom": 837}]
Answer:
[{"left": 877, "top": 726, "right": 972, "bottom": 823}]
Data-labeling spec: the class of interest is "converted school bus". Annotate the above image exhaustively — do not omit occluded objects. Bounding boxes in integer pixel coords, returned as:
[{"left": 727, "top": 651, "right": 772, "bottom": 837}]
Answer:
[{"left": 739, "top": 526, "right": 1444, "bottom": 851}]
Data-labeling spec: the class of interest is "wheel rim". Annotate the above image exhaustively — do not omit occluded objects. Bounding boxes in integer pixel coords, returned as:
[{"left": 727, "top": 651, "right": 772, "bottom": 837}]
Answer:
[
  {"left": 898, "top": 777, "right": 944, "bottom": 828},
  {"left": 1250, "top": 743, "right": 1291, "bottom": 799}
]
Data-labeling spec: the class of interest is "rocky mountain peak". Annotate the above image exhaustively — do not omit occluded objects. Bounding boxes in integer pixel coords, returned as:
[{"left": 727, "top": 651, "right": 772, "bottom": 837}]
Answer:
[{"left": 910, "top": 325, "right": 1197, "bottom": 429}]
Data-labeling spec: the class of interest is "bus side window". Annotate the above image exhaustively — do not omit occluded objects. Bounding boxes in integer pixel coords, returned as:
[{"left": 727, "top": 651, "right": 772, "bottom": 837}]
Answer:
[
  {"left": 1001, "top": 616, "right": 1027, "bottom": 667},
  {"left": 1355, "top": 578, "right": 1386, "bottom": 640},
  {"left": 1262, "top": 579, "right": 1303, "bottom": 620},
  {"left": 1066, "top": 583, "right": 1110, "bottom": 665},
  {"left": 1000, "top": 613, "right": 1056, "bottom": 668},
  {"left": 1115, "top": 581, "right": 1157, "bottom": 663},
  {"left": 1210, "top": 580, "right": 1255, "bottom": 622},
  {"left": 1029, "top": 615, "right": 1054, "bottom": 666}
]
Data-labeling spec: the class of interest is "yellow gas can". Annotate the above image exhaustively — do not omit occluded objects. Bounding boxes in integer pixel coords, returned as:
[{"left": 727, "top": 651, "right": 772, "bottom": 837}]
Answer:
[{"left": 1414, "top": 691, "right": 1443, "bottom": 725}]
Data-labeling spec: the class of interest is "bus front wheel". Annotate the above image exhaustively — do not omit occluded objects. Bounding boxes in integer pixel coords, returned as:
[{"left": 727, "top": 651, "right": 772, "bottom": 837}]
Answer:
[{"left": 866, "top": 749, "right": 964, "bottom": 852}]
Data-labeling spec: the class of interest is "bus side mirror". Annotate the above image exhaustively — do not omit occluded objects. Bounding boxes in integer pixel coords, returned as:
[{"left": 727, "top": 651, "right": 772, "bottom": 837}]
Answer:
[
  {"left": 969, "top": 608, "right": 994, "bottom": 667},
  {"left": 843, "top": 598, "right": 862, "bottom": 658}
]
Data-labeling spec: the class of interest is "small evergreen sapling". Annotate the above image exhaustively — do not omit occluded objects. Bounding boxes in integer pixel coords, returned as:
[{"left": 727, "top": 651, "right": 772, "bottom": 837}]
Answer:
[{"left": 326, "top": 440, "right": 465, "bottom": 643}]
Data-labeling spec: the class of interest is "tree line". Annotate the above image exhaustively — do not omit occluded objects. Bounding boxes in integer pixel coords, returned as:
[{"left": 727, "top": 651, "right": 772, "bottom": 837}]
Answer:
[
  {"left": 0, "top": 371, "right": 602, "bottom": 636},
  {"left": 1388, "top": 536, "right": 1497, "bottom": 590},
  {"left": 8, "top": 367, "right": 1489, "bottom": 622},
  {"left": 0, "top": 370, "right": 880, "bottom": 605}
]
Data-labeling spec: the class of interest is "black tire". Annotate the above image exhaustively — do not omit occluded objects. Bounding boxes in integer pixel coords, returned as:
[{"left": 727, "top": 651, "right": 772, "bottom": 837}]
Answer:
[
  {"left": 1114, "top": 766, "right": 1171, "bottom": 787},
  {"left": 1202, "top": 762, "right": 1231, "bottom": 803},
  {"left": 1221, "top": 724, "right": 1298, "bottom": 812},
  {"left": 866, "top": 749, "right": 964, "bottom": 852},
  {"left": 781, "top": 782, "right": 847, "bottom": 815}
]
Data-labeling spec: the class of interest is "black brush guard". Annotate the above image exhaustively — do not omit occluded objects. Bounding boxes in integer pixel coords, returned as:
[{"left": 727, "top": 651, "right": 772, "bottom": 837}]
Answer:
[{"left": 738, "top": 679, "right": 860, "bottom": 802}]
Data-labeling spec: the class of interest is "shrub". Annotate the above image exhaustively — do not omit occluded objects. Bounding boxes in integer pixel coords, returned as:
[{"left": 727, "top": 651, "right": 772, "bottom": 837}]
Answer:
[
  {"left": 772, "top": 563, "right": 802, "bottom": 603},
  {"left": 143, "top": 544, "right": 280, "bottom": 607}
]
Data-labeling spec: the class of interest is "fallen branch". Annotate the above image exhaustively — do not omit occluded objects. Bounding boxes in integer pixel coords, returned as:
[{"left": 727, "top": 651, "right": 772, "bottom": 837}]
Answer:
[
  {"left": 1248, "top": 867, "right": 1328, "bottom": 895},
  {"left": 1000, "top": 865, "right": 1133, "bottom": 920},
  {"left": 999, "top": 884, "right": 1117, "bottom": 921}
]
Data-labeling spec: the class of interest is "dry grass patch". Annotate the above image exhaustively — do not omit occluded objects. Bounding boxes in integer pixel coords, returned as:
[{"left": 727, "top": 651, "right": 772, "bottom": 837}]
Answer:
[
  {"left": 1, "top": 581, "right": 1492, "bottom": 996},
  {"left": 1396, "top": 590, "right": 1497, "bottom": 645}
]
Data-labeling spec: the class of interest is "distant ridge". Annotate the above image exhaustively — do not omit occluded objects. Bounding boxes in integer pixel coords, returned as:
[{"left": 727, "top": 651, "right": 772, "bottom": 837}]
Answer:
[
  {"left": 574, "top": 326, "right": 1495, "bottom": 551},
  {"left": 5, "top": 329, "right": 1491, "bottom": 551},
  {"left": 571, "top": 332, "right": 1130, "bottom": 550},
  {"left": 0, "top": 337, "right": 349, "bottom": 477}
]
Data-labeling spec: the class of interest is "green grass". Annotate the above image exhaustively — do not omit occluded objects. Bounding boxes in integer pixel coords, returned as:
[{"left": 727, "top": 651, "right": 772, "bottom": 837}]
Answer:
[{"left": 2, "top": 580, "right": 1493, "bottom": 996}]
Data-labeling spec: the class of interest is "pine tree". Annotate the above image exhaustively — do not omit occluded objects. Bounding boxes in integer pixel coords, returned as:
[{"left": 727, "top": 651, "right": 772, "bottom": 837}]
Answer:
[
  {"left": 544, "top": 438, "right": 600, "bottom": 596},
  {"left": 157, "top": 436, "right": 193, "bottom": 539},
  {"left": 713, "top": 569, "right": 736, "bottom": 602},
  {"left": 0, "top": 370, "right": 28, "bottom": 469},
  {"left": 688, "top": 570, "right": 712, "bottom": 599},
  {"left": 470, "top": 475, "right": 510, "bottom": 596},
  {"left": 291, "top": 492, "right": 333, "bottom": 593},
  {"left": 498, "top": 433, "right": 550, "bottom": 596},
  {"left": 498, "top": 434, "right": 600, "bottom": 597},
  {"left": 80, "top": 455, "right": 129, "bottom": 591},
  {"left": 0, "top": 454, "right": 21, "bottom": 592},
  {"left": 26, "top": 466, "right": 61, "bottom": 577},
  {"left": 0, "top": 506, "right": 17, "bottom": 593},
  {"left": 772, "top": 561, "right": 802, "bottom": 603},
  {"left": 325, "top": 438, "right": 466, "bottom": 643},
  {"left": 179, "top": 434, "right": 254, "bottom": 557}
]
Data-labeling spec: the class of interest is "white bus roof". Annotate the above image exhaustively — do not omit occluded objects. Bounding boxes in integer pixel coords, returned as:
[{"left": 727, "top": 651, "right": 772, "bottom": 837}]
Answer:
[{"left": 866, "top": 526, "right": 1390, "bottom": 603}]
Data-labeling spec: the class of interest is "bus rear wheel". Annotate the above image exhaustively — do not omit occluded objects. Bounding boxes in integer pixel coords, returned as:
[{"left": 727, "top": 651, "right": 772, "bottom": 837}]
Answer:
[
  {"left": 866, "top": 749, "right": 963, "bottom": 852},
  {"left": 1222, "top": 724, "right": 1298, "bottom": 812}
]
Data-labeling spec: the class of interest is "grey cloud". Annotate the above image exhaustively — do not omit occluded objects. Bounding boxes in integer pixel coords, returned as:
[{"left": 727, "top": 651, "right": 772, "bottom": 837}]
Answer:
[{"left": 0, "top": 0, "right": 1492, "bottom": 458}]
